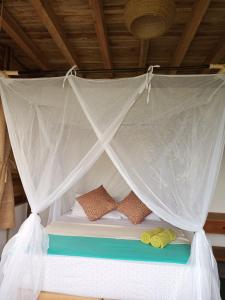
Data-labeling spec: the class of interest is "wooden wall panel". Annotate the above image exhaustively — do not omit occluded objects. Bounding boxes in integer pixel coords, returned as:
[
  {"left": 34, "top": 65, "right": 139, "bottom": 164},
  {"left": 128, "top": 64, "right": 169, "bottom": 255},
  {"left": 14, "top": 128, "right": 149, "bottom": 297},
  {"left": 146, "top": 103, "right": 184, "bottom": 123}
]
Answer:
[{"left": 204, "top": 213, "right": 225, "bottom": 234}]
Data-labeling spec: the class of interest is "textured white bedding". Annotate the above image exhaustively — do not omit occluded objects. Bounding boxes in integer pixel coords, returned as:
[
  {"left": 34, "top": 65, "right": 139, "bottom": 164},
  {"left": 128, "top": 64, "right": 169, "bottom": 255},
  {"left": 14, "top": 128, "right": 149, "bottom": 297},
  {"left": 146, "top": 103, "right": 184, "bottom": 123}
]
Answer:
[
  {"left": 43, "top": 215, "right": 192, "bottom": 300},
  {"left": 46, "top": 213, "right": 190, "bottom": 244}
]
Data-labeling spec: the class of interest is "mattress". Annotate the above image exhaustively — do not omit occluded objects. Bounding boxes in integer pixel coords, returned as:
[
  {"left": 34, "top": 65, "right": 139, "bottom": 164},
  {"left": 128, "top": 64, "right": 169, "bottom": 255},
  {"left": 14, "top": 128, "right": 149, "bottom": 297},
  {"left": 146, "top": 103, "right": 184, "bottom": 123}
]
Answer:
[
  {"left": 46, "top": 213, "right": 190, "bottom": 244},
  {"left": 43, "top": 215, "right": 193, "bottom": 300},
  {"left": 48, "top": 234, "right": 191, "bottom": 264}
]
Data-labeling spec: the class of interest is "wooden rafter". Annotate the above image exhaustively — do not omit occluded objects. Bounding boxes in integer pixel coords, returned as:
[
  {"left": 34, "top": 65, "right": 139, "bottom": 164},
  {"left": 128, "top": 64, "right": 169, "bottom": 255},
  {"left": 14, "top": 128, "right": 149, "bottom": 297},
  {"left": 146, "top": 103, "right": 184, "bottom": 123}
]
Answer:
[
  {"left": 139, "top": 40, "right": 150, "bottom": 68},
  {"left": 170, "top": 0, "right": 211, "bottom": 74},
  {"left": 0, "top": 9, "right": 49, "bottom": 70},
  {"left": 31, "top": 0, "right": 78, "bottom": 67},
  {"left": 89, "top": 0, "right": 112, "bottom": 70}
]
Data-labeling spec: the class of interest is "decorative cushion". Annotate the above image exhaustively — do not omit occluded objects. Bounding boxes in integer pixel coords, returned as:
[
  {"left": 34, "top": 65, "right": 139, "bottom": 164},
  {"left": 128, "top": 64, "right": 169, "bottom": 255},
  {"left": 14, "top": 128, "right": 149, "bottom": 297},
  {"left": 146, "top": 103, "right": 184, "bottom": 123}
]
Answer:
[
  {"left": 77, "top": 186, "right": 117, "bottom": 221},
  {"left": 117, "top": 191, "right": 151, "bottom": 224}
]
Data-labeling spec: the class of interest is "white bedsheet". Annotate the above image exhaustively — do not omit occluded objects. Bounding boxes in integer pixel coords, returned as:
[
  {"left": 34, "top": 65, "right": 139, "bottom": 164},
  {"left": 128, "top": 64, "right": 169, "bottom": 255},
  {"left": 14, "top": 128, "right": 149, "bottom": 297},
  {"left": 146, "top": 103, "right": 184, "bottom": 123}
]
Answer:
[
  {"left": 43, "top": 215, "right": 192, "bottom": 300},
  {"left": 46, "top": 213, "right": 190, "bottom": 244}
]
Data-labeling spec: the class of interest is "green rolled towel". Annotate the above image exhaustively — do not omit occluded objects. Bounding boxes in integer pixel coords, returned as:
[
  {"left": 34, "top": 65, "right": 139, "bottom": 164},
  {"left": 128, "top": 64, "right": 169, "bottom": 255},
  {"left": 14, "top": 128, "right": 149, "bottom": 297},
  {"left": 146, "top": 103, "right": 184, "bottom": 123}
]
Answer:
[
  {"left": 140, "top": 227, "right": 164, "bottom": 244},
  {"left": 150, "top": 229, "right": 176, "bottom": 248}
]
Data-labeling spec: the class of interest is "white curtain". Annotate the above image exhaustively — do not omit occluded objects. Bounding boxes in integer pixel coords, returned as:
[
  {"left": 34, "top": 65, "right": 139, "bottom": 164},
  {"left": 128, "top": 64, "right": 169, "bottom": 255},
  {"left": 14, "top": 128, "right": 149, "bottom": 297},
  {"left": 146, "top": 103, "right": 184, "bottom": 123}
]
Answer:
[{"left": 0, "top": 72, "right": 225, "bottom": 300}]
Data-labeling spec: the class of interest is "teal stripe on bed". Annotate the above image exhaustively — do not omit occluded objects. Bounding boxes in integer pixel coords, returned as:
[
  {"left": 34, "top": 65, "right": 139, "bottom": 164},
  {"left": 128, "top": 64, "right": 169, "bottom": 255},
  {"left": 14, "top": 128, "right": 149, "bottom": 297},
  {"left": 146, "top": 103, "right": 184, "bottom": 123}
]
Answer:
[{"left": 48, "top": 234, "right": 191, "bottom": 264}]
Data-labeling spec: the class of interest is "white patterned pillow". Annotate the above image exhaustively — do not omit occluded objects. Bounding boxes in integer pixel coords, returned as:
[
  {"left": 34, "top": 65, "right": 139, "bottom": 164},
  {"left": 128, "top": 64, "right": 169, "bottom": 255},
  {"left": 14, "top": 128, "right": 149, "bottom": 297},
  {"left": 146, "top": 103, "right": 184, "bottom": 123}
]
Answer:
[{"left": 71, "top": 200, "right": 124, "bottom": 220}]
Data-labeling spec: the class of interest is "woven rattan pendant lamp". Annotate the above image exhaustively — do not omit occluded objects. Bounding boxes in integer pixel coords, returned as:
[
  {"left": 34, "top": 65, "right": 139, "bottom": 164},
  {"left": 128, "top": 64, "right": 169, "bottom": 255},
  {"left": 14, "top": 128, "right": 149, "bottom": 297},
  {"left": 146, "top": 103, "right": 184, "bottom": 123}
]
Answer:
[{"left": 124, "top": 0, "right": 176, "bottom": 39}]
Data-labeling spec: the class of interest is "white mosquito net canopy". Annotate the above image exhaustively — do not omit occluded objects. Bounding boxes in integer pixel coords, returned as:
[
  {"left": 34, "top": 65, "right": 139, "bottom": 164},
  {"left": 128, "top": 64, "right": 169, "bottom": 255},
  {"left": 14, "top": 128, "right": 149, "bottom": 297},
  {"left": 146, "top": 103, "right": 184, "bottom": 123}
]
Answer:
[{"left": 0, "top": 70, "right": 225, "bottom": 300}]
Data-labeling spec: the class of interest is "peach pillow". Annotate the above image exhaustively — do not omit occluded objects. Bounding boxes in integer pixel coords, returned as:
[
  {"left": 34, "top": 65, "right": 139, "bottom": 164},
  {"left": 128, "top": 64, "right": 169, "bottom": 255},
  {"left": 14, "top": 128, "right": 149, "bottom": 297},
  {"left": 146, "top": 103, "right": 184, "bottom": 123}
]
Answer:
[
  {"left": 117, "top": 191, "right": 151, "bottom": 224},
  {"left": 77, "top": 186, "right": 117, "bottom": 221}
]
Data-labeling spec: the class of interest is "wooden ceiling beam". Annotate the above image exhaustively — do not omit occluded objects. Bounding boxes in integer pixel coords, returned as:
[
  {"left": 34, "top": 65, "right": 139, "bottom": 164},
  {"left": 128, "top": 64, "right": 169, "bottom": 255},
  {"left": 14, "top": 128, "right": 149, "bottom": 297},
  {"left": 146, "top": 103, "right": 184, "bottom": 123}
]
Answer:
[
  {"left": 0, "top": 9, "right": 49, "bottom": 70},
  {"left": 31, "top": 0, "right": 79, "bottom": 67},
  {"left": 170, "top": 0, "right": 211, "bottom": 74},
  {"left": 139, "top": 40, "right": 150, "bottom": 68},
  {"left": 89, "top": 0, "right": 112, "bottom": 70}
]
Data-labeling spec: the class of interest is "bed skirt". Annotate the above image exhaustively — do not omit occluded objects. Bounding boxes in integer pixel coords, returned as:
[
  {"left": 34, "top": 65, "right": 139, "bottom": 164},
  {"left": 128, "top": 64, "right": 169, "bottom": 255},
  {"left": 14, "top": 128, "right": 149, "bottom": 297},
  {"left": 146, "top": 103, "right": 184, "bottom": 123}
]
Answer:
[{"left": 43, "top": 217, "right": 192, "bottom": 300}]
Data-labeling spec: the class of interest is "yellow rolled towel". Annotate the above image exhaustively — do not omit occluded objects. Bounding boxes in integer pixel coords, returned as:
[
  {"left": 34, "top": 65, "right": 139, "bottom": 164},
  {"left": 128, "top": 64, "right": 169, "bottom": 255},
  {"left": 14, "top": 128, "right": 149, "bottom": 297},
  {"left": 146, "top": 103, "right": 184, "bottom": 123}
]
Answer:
[
  {"left": 150, "top": 229, "right": 176, "bottom": 248},
  {"left": 140, "top": 227, "right": 164, "bottom": 244}
]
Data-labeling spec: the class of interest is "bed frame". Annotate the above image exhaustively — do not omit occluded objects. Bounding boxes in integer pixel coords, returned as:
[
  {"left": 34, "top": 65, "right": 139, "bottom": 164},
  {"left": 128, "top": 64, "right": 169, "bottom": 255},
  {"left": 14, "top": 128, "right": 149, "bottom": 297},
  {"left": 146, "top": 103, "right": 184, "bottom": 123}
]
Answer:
[
  {"left": 38, "top": 292, "right": 103, "bottom": 300},
  {"left": 37, "top": 213, "right": 225, "bottom": 300}
]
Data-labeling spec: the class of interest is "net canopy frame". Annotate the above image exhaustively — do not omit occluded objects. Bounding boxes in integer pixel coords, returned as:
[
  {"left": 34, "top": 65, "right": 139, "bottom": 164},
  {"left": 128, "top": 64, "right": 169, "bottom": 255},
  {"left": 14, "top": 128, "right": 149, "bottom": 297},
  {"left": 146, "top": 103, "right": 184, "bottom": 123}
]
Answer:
[{"left": 0, "top": 67, "right": 225, "bottom": 300}]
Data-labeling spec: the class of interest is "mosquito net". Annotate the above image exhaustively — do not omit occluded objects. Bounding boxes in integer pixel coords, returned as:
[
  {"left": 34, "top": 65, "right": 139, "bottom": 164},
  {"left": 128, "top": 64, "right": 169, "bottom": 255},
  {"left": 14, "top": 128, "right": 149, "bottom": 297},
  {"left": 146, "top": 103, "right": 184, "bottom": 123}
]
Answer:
[{"left": 0, "top": 71, "right": 224, "bottom": 300}]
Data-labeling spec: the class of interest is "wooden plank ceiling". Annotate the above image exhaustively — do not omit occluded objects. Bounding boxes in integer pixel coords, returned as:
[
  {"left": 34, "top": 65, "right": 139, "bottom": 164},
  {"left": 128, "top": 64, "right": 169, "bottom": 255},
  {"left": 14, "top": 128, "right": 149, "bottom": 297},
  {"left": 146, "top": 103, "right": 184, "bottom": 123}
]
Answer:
[{"left": 0, "top": 0, "right": 225, "bottom": 77}]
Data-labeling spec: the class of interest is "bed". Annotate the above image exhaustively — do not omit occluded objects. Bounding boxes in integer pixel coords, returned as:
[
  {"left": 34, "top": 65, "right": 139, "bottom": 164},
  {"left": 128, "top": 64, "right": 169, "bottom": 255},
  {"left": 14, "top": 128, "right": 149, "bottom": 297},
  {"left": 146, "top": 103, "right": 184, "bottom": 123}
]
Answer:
[{"left": 42, "top": 213, "right": 193, "bottom": 300}]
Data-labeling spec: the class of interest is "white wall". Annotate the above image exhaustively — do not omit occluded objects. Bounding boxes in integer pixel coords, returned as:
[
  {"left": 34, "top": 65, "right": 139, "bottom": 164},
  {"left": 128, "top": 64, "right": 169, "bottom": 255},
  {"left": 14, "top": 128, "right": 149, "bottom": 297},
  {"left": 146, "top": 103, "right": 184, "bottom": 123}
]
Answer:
[
  {"left": 210, "top": 150, "right": 225, "bottom": 212},
  {"left": 0, "top": 203, "right": 27, "bottom": 254},
  {"left": 207, "top": 151, "right": 225, "bottom": 246}
]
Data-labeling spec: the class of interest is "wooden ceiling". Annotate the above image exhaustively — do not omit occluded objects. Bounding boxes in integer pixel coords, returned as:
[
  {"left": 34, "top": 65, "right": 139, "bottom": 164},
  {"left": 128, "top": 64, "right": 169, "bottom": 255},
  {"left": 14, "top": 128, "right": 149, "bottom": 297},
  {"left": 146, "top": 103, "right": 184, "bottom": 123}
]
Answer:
[{"left": 0, "top": 0, "right": 225, "bottom": 77}]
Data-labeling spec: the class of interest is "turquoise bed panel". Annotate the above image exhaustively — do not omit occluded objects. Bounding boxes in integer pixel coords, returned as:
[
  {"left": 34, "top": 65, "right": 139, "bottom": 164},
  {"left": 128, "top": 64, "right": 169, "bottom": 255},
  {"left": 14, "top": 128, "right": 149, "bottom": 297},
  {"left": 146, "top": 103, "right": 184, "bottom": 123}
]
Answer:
[{"left": 48, "top": 234, "right": 191, "bottom": 264}]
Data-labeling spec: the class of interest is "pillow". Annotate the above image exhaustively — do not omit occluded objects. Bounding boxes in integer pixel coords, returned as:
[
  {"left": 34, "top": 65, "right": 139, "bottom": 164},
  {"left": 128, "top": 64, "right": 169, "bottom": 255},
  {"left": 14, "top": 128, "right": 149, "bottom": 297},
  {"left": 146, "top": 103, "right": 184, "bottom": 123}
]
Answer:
[
  {"left": 71, "top": 200, "right": 124, "bottom": 220},
  {"left": 77, "top": 185, "right": 117, "bottom": 221},
  {"left": 117, "top": 191, "right": 151, "bottom": 224},
  {"left": 70, "top": 200, "right": 85, "bottom": 217}
]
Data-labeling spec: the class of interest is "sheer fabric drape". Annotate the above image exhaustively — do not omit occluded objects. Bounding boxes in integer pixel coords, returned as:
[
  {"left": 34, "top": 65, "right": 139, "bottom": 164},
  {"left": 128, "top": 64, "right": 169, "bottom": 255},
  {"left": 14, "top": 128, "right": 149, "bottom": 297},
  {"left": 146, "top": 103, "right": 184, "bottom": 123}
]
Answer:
[
  {"left": 0, "top": 73, "right": 225, "bottom": 300},
  {"left": 0, "top": 99, "right": 15, "bottom": 229}
]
